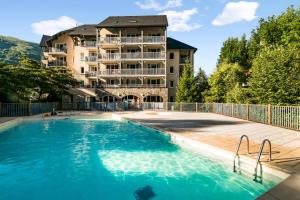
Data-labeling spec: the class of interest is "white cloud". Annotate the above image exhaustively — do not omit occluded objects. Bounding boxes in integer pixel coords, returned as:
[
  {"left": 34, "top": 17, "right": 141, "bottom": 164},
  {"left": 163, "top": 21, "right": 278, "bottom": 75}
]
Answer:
[
  {"left": 31, "top": 16, "right": 80, "bottom": 35},
  {"left": 212, "top": 1, "right": 259, "bottom": 26},
  {"left": 161, "top": 8, "right": 202, "bottom": 32},
  {"left": 135, "top": 0, "right": 182, "bottom": 11}
]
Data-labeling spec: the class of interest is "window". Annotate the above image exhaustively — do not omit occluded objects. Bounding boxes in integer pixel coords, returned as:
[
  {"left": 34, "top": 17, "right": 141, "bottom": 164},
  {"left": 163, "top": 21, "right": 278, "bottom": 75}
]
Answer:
[
  {"left": 169, "top": 80, "right": 174, "bottom": 88},
  {"left": 80, "top": 53, "right": 84, "bottom": 61},
  {"left": 170, "top": 66, "right": 174, "bottom": 74},
  {"left": 170, "top": 96, "right": 174, "bottom": 102},
  {"left": 80, "top": 67, "right": 84, "bottom": 74},
  {"left": 170, "top": 53, "right": 174, "bottom": 59}
]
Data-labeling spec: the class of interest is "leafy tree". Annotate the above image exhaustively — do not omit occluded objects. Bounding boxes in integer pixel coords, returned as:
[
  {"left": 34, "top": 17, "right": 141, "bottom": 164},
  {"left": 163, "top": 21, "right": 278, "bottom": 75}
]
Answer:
[
  {"left": 207, "top": 63, "right": 247, "bottom": 103},
  {"left": 225, "top": 85, "right": 251, "bottom": 103},
  {"left": 217, "top": 34, "right": 250, "bottom": 68},
  {"left": 176, "top": 60, "right": 197, "bottom": 102},
  {"left": 249, "top": 45, "right": 300, "bottom": 104},
  {"left": 194, "top": 67, "right": 209, "bottom": 102},
  {"left": 248, "top": 6, "right": 300, "bottom": 63},
  {"left": 0, "top": 57, "right": 79, "bottom": 102}
]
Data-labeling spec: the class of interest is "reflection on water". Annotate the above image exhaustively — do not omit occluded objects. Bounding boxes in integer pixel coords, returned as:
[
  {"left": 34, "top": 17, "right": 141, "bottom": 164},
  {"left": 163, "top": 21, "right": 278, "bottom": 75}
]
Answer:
[{"left": 0, "top": 119, "right": 280, "bottom": 200}]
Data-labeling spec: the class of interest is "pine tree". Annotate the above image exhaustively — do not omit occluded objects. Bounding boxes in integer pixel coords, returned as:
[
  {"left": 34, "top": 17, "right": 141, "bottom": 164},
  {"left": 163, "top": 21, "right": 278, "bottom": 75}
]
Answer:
[
  {"left": 194, "top": 67, "right": 209, "bottom": 102},
  {"left": 176, "top": 60, "right": 197, "bottom": 102}
]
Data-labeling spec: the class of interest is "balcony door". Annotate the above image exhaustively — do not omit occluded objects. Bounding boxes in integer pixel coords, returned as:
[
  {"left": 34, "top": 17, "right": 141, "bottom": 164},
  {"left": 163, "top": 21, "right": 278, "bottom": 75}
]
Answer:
[{"left": 55, "top": 43, "right": 66, "bottom": 50}]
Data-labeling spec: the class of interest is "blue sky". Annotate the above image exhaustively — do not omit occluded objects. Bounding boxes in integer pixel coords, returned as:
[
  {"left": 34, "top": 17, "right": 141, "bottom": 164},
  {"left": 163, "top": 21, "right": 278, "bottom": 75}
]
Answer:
[{"left": 1, "top": 0, "right": 299, "bottom": 74}]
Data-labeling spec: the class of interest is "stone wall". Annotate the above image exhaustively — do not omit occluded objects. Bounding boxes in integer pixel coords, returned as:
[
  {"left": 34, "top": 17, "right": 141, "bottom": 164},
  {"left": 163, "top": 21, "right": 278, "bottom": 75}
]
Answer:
[{"left": 99, "top": 87, "right": 168, "bottom": 102}]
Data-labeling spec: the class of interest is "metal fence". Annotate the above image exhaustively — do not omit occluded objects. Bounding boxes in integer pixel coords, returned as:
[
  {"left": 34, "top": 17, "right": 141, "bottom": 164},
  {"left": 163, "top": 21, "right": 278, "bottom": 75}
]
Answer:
[
  {"left": 0, "top": 102, "right": 299, "bottom": 131},
  {"left": 0, "top": 102, "right": 59, "bottom": 117}
]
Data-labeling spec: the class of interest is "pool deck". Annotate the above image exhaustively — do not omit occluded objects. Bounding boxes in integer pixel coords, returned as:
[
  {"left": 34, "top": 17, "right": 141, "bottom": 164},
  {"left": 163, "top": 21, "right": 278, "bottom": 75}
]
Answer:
[
  {"left": 1, "top": 111, "right": 299, "bottom": 199},
  {"left": 117, "top": 111, "right": 300, "bottom": 200}
]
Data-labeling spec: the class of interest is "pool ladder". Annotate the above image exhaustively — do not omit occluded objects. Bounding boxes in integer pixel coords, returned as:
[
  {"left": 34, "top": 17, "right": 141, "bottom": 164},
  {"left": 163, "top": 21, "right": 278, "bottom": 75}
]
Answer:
[
  {"left": 233, "top": 135, "right": 250, "bottom": 174},
  {"left": 233, "top": 135, "right": 272, "bottom": 183}
]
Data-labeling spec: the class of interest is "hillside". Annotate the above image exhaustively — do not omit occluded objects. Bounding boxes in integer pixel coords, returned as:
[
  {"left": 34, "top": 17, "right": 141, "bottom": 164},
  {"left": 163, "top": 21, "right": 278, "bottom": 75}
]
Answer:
[{"left": 0, "top": 35, "right": 40, "bottom": 64}]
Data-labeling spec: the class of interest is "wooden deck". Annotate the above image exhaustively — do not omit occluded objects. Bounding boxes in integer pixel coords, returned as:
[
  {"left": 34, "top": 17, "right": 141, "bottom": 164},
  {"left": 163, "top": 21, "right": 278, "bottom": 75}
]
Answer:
[{"left": 119, "top": 111, "right": 300, "bottom": 200}]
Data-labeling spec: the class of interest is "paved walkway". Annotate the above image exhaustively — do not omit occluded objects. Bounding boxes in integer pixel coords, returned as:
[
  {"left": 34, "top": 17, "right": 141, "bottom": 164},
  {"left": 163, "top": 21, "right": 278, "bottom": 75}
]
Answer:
[{"left": 119, "top": 111, "right": 300, "bottom": 200}]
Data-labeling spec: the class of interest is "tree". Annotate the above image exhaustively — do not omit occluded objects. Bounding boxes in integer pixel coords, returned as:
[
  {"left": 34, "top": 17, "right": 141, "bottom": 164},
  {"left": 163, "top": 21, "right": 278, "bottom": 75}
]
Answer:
[
  {"left": 248, "top": 6, "right": 300, "bottom": 63},
  {"left": 194, "top": 67, "right": 209, "bottom": 102},
  {"left": 249, "top": 45, "right": 300, "bottom": 104},
  {"left": 0, "top": 57, "right": 79, "bottom": 102},
  {"left": 207, "top": 63, "right": 247, "bottom": 103},
  {"left": 176, "top": 60, "right": 197, "bottom": 102},
  {"left": 217, "top": 34, "right": 250, "bottom": 68}
]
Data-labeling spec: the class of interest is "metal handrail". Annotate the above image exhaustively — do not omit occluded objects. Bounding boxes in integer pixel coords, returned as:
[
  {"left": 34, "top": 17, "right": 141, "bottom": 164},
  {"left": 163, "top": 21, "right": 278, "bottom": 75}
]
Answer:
[
  {"left": 233, "top": 135, "right": 250, "bottom": 173},
  {"left": 253, "top": 139, "right": 272, "bottom": 183}
]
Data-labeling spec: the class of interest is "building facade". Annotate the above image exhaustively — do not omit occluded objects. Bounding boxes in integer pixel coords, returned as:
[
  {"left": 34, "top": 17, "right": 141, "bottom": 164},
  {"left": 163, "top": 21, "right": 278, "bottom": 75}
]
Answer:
[{"left": 40, "top": 15, "right": 197, "bottom": 103}]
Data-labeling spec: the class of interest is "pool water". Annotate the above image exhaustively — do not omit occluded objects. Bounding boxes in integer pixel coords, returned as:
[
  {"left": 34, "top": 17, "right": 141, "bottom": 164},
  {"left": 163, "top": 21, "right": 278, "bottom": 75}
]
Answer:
[{"left": 0, "top": 119, "right": 279, "bottom": 200}]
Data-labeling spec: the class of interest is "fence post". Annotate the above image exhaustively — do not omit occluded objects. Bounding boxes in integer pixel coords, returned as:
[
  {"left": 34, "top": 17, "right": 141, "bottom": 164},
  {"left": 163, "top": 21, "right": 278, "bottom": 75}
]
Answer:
[
  {"left": 195, "top": 102, "right": 198, "bottom": 112},
  {"left": 247, "top": 104, "right": 249, "bottom": 121},
  {"left": 231, "top": 103, "right": 234, "bottom": 116},
  {"left": 166, "top": 102, "right": 168, "bottom": 111},
  {"left": 221, "top": 103, "right": 223, "bottom": 115},
  {"left": 180, "top": 102, "right": 183, "bottom": 112},
  {"left": 28, "top": 102, "right": 32, "bottom": 116},
  {"left": 268, "top": 104, "right": 272, "bottom": 125}
]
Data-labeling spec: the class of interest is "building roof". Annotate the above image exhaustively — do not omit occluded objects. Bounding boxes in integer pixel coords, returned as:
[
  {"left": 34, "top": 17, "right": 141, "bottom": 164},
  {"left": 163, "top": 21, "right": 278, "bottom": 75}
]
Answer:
[
  {"left": 167, "top": 37, "right": 197, "bottom": 52},
  {"left": 39, "top": 35, "right": 52, "bottom": 47},
  {"left": 97, "top": 15, "right": 168, "bottom": 28},
  {"left": 39, "top": 25, "right": 97, "bottom": 47},
  {"left": 68, "top": 24, "right": 96, "bottom": 36}
]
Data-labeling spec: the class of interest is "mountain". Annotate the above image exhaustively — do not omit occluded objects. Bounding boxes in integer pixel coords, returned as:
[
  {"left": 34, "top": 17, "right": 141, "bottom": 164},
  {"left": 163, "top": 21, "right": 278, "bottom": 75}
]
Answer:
[{"left": 0, "top": 35, "right": 41, "bottom": 64}]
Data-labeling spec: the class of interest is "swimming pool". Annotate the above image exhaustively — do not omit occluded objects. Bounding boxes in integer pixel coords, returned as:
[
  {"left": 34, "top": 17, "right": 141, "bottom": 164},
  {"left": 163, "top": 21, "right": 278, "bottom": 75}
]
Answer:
[{"left": 0, "top": 119, "right": 280, "bottom": 200}]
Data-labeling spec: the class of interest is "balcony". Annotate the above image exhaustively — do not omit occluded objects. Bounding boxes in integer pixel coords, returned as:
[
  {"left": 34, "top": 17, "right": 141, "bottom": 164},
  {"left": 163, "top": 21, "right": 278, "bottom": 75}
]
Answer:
[
  {"left": 47, "top": 47, "right": 67, "bottom": 55},
  {"left": 98, "top": 52, "right": 165, "bottom": 61},
  {"left": 121, "top": 37, "right": 142, "bottom": 44},
  {"left": 180, "top": 57, "right": 189, "bottom": 64},
  {"left": 98, "top": 37, "right": 119, "bottom": 46},
  {"left": 98, "top": 36, "right": 165, "bottom": 46},
  {"left": 121, "top": 52, "right": 142, "bottom": 60},
  {"left": 48, "top": 61, "right": 67, "bottom": 67},
  {"left": 143, "top": 36, "right": 165, "bottom": 44},
  {"left": 86, "top": 68, "right": 165, "bottom": 77},
  {"left": 143, "top": 68, "right": 165, "bottom": 75},
  {"left": 100, "top": 84, "right": 165, "bottom": 88},
  {"left": 143, "top": 52, "right": 165, "bottom": 60},
  {"left": 98, "top": 53, "right": 121, "bottom": 61},
  {"left": 85, "top": 71, "right": 97, "bottom": 78},
  {"left": 82, "top": 41, "right": 97, "bottom": 49},
  {"left": 85, "top": 56, "right": 97, "bottom": 63}
]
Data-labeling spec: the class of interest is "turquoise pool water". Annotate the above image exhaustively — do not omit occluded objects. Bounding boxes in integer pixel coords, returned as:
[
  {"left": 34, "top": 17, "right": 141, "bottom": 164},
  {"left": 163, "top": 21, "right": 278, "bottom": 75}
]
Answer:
[{"left": 0, "top": 119, "right": 279, "bottom": 200}]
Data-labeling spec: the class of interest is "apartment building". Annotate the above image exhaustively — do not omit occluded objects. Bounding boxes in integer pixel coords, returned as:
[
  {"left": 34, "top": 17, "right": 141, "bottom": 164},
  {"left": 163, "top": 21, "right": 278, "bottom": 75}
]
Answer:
[{"left": 40, "top": 15, "right": 197, "bottom": 103}]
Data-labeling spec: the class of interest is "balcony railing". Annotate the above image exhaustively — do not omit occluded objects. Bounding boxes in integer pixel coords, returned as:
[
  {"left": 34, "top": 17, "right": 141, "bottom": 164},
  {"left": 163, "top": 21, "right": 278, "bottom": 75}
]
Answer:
[
  {"left": 98, "top": 36, "right": 165, "bottom": 45},
  {"left": 98, "top": 53, "right": 121, "bottom": 60},
  {"left": 121, "top": 52, "right": 142, "bottom": 59},
  {"left": 99, "top": 52, "right": 165, "bottom": 61},
  {"left": 143, "top": 52, "right": 165, "bottom": 59},
  {"left": 99, "top": 37, "right": 119, "bottom": 45},
  {"left": 47, "top": 47, "right": 67, "bottom": 53},
  {"left": 85, "top": 56, "right": 97, "bottom": 62},
  {"left": 89, "top": 68, "right": 166, "bottom": 76},
  {"left": 101, "top": 84, "right": 165, "bottom": 88},
  {"left": 143, "top": 36, "right": 165, "bottom": 43},
  {"left": 85, "top": 71, "right": 97, "bottom": 78},
  {"left": 143, "top": 68, "right": 166, "bottom": 75},
  {"left": 82, "top": 41, "right": 96, "bottom": 47},
  {"left": 48, "top": 61, "right": 67, "bottom": 67},
  {"left": 121, "top": 37, "right": 142, "bottom": 44}
]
